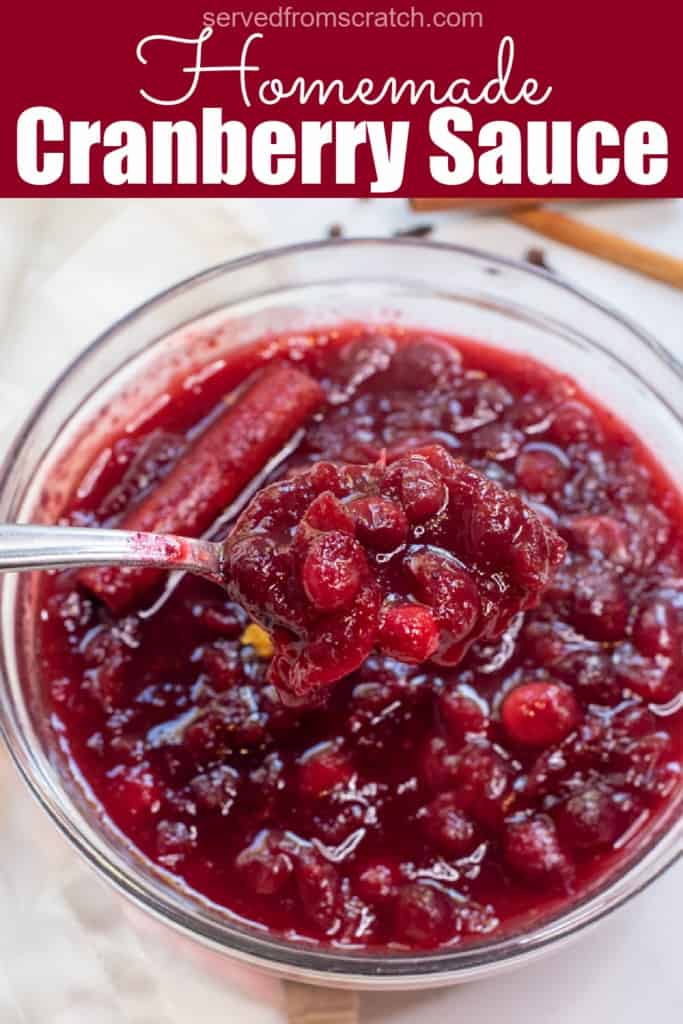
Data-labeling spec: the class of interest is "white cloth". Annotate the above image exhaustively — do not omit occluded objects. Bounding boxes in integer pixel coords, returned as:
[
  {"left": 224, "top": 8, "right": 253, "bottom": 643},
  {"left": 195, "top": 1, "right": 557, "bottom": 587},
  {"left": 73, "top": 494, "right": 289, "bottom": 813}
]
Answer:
[{"left": 0, "top": 197, "right": 681, "bottom": 1024}]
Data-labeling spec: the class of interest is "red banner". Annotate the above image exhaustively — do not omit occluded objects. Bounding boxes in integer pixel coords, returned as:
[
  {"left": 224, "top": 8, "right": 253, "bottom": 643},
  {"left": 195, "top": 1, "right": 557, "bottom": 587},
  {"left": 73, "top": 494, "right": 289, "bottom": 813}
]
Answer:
[{"left": 2, "top": 0, "right": 680, "bottom": 196}]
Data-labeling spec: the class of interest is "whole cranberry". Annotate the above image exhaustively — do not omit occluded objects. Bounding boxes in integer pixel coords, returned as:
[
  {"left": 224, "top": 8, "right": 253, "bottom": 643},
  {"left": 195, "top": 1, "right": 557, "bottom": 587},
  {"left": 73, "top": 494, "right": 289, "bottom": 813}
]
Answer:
[
  {"left": 408, "top": 550, "right": 480, "bottom": 646},
  {"left": 438, "top": 686, "right": 489, "bottom": 742},
  {"left": 613, "top": 643, "right": 678, "bottom": 703},
  {"left": 301, "top": 491, "right": 356, "bottom": 535},
  {"left": 503, "top": 815, "right": 573, "bottom": 887},
  {"left": 314, "top": 801, "right": 366, "bottom": 845},
  {"left": 229, "top": 535, "right": 298, "bottom": 628},
  {"left": 516, "top": 446, "right": 568, "bottom": 494},
  {"left": 355, "top": 858, "right": 400, "bottom": 905},
  {"left": 328, "top": 333, "right": 396, "bottom": 397},
  {"left": 550, "top": 401, "right": 599, "bottom": 444},
  {"left": 419, "top": 793, "right": 479, "bottom": 856},
  {"left": 555, "top": 786, "right": 620, "bottom": 851},
  {"left": 236, "top": 830, "right": 294, "bottom": 896},
  {"left": 452, "top": 740, "right": 510, "bottom": 828},
  {"left": 420, "top": 735, "right": 461, "bottom": 791},
  {"left": 184, "top": 709, "right": 228, "bottom": 759},
  {"left": 388, "top": 338, "right": 462, "bottom": 392},
  {"left": 200, "top": 641, "right": 241, "bottom": 691},
  {"left": 502, "top": 680, "right": 580, "bottom": 747},
  {"left": 385, "top": 458, "right": 447, "bottom": 523},
  {"left": 523, "top": 618, "right": 574, "bottom": 665},
  {"left": 349, "top": 496, "right": 408, "bottom": 551},
  {"left": 81, "top": 621, "right": 138, "bottom": 711},
  {"left": 268, "top": 578, "right": 382, "bottom": 703},
  {"left": 345, "top": 679, "right": 409, "bottom": 751},
  {"left": 296, "top": 851, "right": 341, "bottom": 932},
  {"left": 566, "top": 514, "right": 629, "bottom": 564},
  {"left": 624, "top": 731, "right": 673, "bottom": 788},
  {"left": 395, "top": 883, "right": 453, "bottom": 946},
  {"left": 378, "top": 603, "right": 440, "bottom": 663},
  {"left": 526, "top": 746, "right": 571, "bottom": 798},
  {"left": 557, "top": 648, "right": 619, "bottom": 705},
  {"left": 474, "top": 378, "right": 515, "bottom": 414},
  {"left": 633, "top": 595, "right": 682, "bottom": 660},
  {"left": 203, "top": 688, "right": 267, "bottom": 748},
  {"left": 612, "top": 703, "right": 659, "bottom": 738},
  {"left": 302, "top": 531, "right": 367, "bottom": 611},
  {"left": 572, "top": 571, "right": 628, "bottom": 642},
  {"left": 470, "top": 422, "right": 524, "bottom": 461},
  {"left": 298, "top": 741, "right": 354, "bottom": 799},
  {"left": 624, "top": 505, "right": 671, "bottom": 572},
  {"left": 513, "top": 392, "right": 556, "bottom": 431}
]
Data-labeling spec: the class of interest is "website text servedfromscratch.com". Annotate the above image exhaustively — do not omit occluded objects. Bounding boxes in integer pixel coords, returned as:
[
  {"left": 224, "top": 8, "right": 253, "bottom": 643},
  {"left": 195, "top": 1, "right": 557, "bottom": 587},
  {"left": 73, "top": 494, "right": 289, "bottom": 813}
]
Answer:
[{"left": 202, "top": 8, "right": 484, "bottom": 30}]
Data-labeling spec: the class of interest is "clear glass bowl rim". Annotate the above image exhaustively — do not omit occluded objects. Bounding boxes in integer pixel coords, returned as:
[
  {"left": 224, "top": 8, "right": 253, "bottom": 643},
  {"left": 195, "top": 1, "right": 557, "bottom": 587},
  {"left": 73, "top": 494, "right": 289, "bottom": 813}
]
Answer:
[{"left": 0, "top": 236, "right": 681, "bottom": 987}]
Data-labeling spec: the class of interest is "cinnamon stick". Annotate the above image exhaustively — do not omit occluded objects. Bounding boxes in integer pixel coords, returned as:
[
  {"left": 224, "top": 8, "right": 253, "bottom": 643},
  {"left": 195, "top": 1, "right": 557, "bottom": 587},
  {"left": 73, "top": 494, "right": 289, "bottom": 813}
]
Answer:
[
  {"left": 79, "top": 364, "right": 324, "bottom": 612},
  {"left": 411, "top": 197, "right": 542, "bottom": 212},
  {"left": 510, "top": 207, "right": 683, "bottom": 291}
]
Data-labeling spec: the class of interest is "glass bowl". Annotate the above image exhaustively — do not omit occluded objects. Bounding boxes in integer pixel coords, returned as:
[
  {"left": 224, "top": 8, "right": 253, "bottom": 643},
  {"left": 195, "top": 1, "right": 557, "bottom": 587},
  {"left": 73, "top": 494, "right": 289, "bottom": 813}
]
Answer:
[{"left": 0, "top": 239, "right": 681, "bottom": 990}]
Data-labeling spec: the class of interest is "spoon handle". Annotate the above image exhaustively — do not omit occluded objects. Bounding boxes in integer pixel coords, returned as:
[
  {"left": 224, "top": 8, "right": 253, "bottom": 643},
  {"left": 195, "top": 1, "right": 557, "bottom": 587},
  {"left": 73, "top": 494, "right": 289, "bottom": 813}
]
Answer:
[{"left": 0, "top": 525, "right": 223, "bottom": 581}]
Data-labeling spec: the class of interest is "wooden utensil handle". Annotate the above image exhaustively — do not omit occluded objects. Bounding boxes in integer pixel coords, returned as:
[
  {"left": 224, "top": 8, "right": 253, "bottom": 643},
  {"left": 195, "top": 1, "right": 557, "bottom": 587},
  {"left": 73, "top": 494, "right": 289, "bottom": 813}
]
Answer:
[
  {"left": 411, "top": 197, "right": 542, "bottom": 212},
  {"left": 284, "top": 982, "right": 359, "bottom": 1024}
]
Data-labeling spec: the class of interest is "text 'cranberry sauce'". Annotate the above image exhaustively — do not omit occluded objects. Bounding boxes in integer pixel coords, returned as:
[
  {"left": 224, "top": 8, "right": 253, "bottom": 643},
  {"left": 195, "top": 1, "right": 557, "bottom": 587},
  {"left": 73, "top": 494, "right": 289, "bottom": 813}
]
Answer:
[{"left": 38, "top": 327, "right": 683, "bottom": 950}]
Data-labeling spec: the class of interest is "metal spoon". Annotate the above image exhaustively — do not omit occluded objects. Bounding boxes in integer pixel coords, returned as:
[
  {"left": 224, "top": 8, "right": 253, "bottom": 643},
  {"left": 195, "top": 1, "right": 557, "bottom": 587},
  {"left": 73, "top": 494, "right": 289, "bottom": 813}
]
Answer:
[
  {"left": 0, "top": 525, "right": 225, "bottom": 584},
  {"left": 0, "top": 427, "right": 306, "bottom": 611}
]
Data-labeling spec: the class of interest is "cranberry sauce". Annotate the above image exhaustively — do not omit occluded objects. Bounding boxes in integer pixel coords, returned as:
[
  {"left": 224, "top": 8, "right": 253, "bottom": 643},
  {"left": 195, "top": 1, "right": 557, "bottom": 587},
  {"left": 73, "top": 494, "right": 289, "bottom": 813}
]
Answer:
[
  {"left": 37, "top": 327, "right": 683, "bottom": 950},
  {"left": 224, "top": 446, "right": 565, "bottom": 706}
]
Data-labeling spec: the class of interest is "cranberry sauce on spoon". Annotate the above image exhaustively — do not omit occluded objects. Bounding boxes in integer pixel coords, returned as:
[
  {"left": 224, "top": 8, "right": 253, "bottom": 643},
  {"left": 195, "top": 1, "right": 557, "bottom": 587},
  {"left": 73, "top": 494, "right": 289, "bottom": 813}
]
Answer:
[
  {"left": 39, "top": 327, "right": 683, "bottom": 950},
  {"left": 224, "top": 445, "right": 566, "bottom": 706}
]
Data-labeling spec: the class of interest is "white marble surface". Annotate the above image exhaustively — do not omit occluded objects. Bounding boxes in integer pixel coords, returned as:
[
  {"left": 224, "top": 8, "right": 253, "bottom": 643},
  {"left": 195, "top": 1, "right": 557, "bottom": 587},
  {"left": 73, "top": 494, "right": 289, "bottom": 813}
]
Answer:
[{"left": 0, "top": 198, "right": 681, "bottom": 1024}]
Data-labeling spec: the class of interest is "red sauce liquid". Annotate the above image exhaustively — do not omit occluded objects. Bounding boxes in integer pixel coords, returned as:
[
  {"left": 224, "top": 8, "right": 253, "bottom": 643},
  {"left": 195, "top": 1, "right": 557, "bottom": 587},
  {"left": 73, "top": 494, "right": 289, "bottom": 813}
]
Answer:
[{"left": 38, "top": 327, "right": 683, "bottom": 949}]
